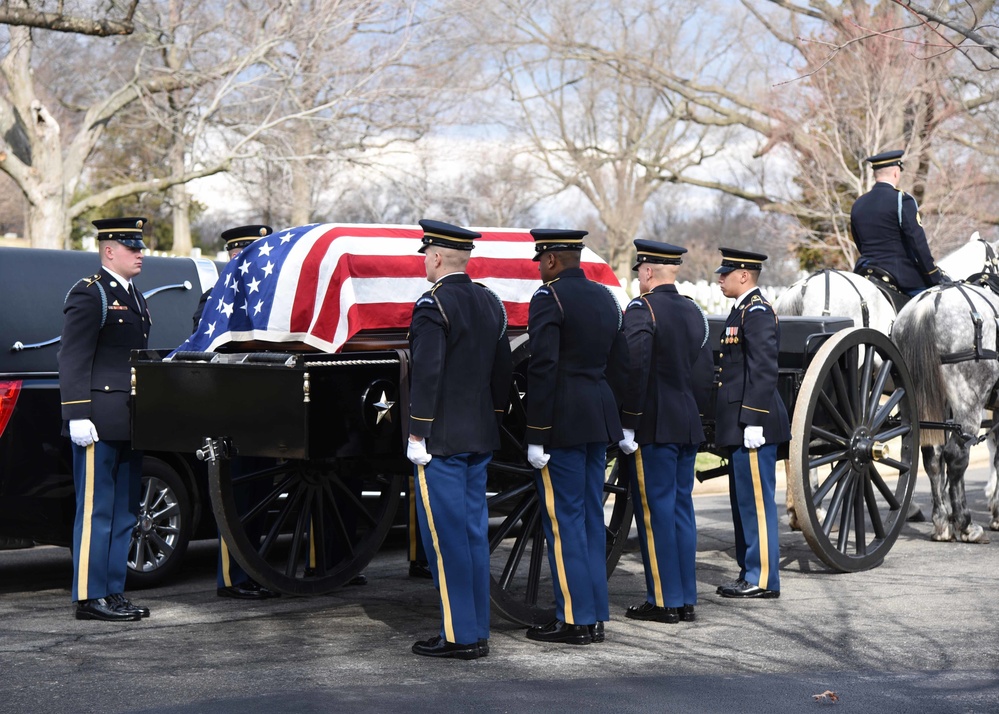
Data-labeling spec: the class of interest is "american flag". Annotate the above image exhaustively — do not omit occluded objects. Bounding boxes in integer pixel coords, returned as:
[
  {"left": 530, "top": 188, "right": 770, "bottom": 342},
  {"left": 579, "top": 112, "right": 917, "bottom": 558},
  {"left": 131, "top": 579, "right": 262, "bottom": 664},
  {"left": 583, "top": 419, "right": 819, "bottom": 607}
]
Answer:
[{"left": 173, "top": 223, "right": 627, "bottom": 355}]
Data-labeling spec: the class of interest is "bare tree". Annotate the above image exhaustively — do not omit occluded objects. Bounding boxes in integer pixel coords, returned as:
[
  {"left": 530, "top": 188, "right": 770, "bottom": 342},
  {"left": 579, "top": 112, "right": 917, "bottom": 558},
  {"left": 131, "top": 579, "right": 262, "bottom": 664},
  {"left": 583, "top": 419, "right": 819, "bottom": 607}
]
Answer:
[
  {"left": 0, "top": 0, "right": 302, "bottom": 249},
  {"left": 469, "top": 0, "right": 738, "bottom": 280},
  {"left": 228, "top": 0, "right": 470, "bottom": 229},
  {"left": 562, "top": 0, "right": 999, "bottom": 267}
]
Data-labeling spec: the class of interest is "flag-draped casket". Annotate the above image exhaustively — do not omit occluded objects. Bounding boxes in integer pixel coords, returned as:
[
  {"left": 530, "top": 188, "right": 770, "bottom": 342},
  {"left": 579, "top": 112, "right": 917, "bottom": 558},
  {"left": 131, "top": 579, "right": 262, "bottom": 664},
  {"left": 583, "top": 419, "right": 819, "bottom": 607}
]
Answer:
[{"left": 176, "top": 223, "right": 626, "bottom": 355}]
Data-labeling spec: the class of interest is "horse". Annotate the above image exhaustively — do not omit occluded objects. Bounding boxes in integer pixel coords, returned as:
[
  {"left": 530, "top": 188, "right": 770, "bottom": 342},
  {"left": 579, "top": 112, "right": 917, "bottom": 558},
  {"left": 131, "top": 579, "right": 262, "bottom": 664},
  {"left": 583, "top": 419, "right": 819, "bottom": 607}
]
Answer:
[
  {"left": 892, "top": 282, "right": 999, "bottom": 542},
  {"left": 775, "top": 233, "right": 999, "bottom": 529}
]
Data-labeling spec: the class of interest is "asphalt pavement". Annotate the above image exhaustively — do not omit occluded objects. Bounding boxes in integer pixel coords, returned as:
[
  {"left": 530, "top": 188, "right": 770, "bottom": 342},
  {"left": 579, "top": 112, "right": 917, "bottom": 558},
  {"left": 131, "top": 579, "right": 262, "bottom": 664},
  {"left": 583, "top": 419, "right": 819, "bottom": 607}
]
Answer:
[{"left": 2, "top": 459, "right": 998, "bottom": 714}]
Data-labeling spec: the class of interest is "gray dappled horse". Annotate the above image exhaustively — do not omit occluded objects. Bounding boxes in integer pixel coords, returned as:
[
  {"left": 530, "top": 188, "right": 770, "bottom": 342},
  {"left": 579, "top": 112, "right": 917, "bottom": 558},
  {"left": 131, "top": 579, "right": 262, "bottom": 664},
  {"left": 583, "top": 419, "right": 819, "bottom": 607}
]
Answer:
[
  {"left": 775, "top": 234, "right": 999, "bottom": 530},
  {"left": 893, "top": 282, "right": 999, "bottom": 542}
]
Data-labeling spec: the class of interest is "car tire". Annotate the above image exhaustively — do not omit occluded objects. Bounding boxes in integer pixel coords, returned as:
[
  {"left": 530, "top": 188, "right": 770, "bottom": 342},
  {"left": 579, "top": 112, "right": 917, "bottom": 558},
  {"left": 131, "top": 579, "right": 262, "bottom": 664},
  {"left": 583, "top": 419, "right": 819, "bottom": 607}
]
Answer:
[{"left": 126, "top": 456, "right": 193, "bottom": 588}]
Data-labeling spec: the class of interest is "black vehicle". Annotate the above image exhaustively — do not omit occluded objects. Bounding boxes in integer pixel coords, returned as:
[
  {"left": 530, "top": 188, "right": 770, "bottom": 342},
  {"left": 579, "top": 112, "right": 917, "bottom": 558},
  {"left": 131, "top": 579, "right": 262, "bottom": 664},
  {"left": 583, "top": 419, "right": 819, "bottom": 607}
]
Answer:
[{"left": 0, "top": 246, "right": 223, "bottom": 586}]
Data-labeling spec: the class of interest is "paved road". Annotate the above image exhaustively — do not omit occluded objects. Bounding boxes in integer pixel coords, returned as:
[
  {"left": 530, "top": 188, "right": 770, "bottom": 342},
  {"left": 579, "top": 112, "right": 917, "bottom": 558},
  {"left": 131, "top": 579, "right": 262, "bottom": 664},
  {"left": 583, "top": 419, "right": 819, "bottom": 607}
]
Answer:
[{"left": 2, "top": 466, "right": 998, "bottom": 713}]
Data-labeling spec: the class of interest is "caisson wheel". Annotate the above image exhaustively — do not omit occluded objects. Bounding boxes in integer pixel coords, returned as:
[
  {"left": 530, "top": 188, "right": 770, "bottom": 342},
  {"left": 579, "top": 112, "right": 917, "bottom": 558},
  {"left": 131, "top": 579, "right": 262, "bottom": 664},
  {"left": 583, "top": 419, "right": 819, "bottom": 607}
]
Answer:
[
  {"left": 209, "top": 455, "right": 402, "bottom": 596},
  {"left": 789, "top": 328, "right": 918, "bottom": 572}
]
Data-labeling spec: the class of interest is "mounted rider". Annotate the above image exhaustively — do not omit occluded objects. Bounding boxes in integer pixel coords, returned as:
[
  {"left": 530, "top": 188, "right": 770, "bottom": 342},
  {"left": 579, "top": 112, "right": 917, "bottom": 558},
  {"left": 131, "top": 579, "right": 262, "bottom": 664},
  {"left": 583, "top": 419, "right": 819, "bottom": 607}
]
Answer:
[{"left": 850, "top": 149, "right": 944, "bottom": 297}]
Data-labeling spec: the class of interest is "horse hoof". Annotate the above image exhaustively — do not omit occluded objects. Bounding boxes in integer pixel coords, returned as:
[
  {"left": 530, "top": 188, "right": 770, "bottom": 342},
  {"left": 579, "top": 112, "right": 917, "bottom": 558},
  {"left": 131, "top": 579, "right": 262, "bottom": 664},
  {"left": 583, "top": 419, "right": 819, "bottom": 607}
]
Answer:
[
  {"left": 960, "top": 525, "right": 989, "bottom": 544},
  {"left": 930, "top": 531, "right": 954, "bottom": 542},
  {"left": 787, "top": 513, "right": 801, "bottom": 532},
  {"left": 990, "top": 520, "right": 999, "bottom": 532}
]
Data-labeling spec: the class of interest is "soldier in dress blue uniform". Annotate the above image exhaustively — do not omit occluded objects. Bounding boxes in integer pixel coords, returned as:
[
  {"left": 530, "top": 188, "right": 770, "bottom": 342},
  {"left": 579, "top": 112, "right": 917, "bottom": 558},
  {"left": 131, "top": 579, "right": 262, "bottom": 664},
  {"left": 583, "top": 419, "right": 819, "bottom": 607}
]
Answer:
[
  {"left": 714, "top": 247, "right": 791, "bottom": 599},
  {"left": 407, "top": 219, "right": 513, "bottom": 660},
  {"left": 524, "top": 229, "right": 628, "bottom": 646},
  {"left": 193, "top": 225, "right": 282, "bottom": 600},
  {"left": 59, "top": 217, "right": 152, "bottom": 622},
  {"left": 850, "top": 149, "right": 943, "bottom": 296},
  {"left": 619, "top": 239, "right": 713, "bottom": 625}
]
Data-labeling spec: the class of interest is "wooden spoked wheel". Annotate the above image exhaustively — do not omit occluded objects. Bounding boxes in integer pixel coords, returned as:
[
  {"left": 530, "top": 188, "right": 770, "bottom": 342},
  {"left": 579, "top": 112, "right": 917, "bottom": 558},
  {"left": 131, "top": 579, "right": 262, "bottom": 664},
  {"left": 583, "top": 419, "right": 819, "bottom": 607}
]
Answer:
[
  {"left": 789, "top": 328, "right": 919, "bottom": 572},
  {"left": 210, "top": 455, "right": 403, "bottom": 595}
]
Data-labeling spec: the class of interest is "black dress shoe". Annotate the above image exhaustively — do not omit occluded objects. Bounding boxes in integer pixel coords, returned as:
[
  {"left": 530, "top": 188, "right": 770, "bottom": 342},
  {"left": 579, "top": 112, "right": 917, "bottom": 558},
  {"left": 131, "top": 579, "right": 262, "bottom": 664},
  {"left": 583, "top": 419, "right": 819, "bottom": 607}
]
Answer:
[
  {"left": 477, "top": 639, "right": 489, "bottom": 657},
  {"left": 526, "top": 619, "right": 591, "bottom": 645},
  {"left": 679, "top": 604, "right": 696, "bottom": 621},
  {"left": 589, "top": 621, "right": 605, "bottom": 643},
  {"left": 411, "top": 635, "right": 479, "bottom": 660},
  {"left": 720, "top": 581, "right": 780, "bottom": 599},
  {"left": 625, "top": 601, "right": 679, "bottom": 624},
  {"left": 716, "top": 578, "right": 747, "bottom": 595},
  {"left": 217, "top": 580, "right": 280, "bottom": 600},
  {"left": 409, "top": 561, "right": 433, "bottom": 579},
  {"left": 75, "top": 597, "right": 140, "bottom": 622},
  {"left": 109, "top": 593, "right": 149, "bottom": 618}
]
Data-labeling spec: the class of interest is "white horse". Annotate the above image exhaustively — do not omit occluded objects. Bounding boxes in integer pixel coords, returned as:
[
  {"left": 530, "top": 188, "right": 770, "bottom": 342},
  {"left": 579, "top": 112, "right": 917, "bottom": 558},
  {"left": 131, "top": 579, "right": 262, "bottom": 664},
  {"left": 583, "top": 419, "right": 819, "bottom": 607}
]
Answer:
[
  {"left": 892, "top": 282, "right": 999, "bottom": 542},
  {"left": 775, "top": 233, "right": 999, "bottom": 529}
]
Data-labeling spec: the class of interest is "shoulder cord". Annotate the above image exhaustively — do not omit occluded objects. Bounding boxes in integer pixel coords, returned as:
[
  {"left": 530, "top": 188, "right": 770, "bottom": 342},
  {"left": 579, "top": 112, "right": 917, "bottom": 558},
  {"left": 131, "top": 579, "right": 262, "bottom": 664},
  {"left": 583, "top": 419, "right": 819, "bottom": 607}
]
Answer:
[
  {"left": 691, "top": 298, "right": 710, "bottom": 348},
  {"left": 65, "top": 278, "right": 108, "bottom": 329},
  {"left": 474, "top": 282, "right": 509, "bottom": 340},
  {"left": 427, "top": 284, "right": 450, "bottom": 335},
  {"left": 599, "top": 283, "right": 623, "bottom": 331}
]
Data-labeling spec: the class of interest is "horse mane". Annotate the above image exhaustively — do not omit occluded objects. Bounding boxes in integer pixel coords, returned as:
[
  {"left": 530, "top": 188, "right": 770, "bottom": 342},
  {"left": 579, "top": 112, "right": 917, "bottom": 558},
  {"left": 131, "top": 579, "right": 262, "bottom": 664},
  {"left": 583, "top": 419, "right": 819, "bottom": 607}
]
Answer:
[{"left": 893, "top": 292, "right": 947, "bottom": 444}]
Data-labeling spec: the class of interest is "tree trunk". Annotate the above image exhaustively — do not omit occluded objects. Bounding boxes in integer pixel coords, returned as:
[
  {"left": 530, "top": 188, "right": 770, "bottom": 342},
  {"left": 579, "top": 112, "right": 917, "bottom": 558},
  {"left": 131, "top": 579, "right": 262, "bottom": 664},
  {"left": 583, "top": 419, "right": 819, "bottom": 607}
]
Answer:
[
  {"left": 2, "top": 23, "right": 69, "bottom": 250},
  {"left": 170, "top": 128, "right": 192, "bottom": 254},
  {"left": 25, "top": 188, "right": 69, "bottom": 250},
  {"left": 289, "top": 122, "right": 314, "bottom": 226}
]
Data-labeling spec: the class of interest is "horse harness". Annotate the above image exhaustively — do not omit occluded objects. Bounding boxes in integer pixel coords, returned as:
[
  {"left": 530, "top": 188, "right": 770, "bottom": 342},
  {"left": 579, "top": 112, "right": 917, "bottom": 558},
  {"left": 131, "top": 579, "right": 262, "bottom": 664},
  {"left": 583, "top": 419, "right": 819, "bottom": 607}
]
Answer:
[
  {"left": 925, "top": 283, "right": 999, "bottom": 366},
  {"left": 814, "top": 269, "right": 874, "bottom": 327}
]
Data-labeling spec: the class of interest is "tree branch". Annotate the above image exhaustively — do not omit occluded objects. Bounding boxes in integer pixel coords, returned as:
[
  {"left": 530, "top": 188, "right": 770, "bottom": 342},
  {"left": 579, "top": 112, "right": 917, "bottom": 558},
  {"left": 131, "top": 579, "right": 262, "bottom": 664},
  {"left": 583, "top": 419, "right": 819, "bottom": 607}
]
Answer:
[
  {"left": 0, "top": 3, "right": 138, "bottom": 36},
  {"left": 68, "top": 162, "right": 230, "bottom": 219}
]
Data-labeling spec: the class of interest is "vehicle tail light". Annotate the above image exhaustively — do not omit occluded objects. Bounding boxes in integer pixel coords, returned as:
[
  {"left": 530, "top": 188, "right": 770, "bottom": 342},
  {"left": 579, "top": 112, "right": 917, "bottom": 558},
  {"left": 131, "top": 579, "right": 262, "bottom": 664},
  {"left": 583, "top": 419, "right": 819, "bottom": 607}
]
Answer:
[{"left": 0, "top": 381, "right": 22, "bottom": 438}]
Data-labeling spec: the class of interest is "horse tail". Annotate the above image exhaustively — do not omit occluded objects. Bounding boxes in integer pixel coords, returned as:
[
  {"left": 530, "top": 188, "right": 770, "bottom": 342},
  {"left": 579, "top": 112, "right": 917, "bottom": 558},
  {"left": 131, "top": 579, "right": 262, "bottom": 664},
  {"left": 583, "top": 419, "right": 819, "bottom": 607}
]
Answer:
[
  {"left": 774, "top": 277, "right": 806, "bottom": 316},
  {"left": 893, "top": 294, "right": 946, "bottom": 445}
]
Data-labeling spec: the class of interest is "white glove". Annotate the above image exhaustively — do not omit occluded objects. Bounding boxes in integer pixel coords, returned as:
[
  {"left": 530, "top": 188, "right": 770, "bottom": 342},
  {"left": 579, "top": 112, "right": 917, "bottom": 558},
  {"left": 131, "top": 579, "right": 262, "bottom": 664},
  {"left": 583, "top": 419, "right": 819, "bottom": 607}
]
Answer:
[
  {"left": 527, "top": 444, "right": 550, "bottom": 470},
  {"left": 70, "top": 419, "right": 100, "bottom": 447},
  {"left": 743, "top": 425, "right": 765, "bottom": 450},
  {"left": 618, "top": 428, "right": 638, "bottom": 455},
  {"left": 407, "top": 437, "right": 432, "bottom": 466}
]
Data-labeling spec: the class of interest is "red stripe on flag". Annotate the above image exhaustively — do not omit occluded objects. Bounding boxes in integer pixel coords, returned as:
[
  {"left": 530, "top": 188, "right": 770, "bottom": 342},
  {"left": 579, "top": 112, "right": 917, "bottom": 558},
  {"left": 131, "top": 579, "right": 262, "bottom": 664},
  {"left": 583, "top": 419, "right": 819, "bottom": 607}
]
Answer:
[{"left": 291, "top": 226, "right": 422, "bottom": 333}]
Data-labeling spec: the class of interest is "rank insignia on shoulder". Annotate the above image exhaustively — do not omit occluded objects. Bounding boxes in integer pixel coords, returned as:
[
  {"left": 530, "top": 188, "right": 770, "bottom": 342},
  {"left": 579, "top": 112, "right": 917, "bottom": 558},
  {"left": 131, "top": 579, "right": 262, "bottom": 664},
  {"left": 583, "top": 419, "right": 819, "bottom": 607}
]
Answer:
[
  {"left": 627, "top": 299, "right": 644, "bottom": 309},
  {"left": 748, "top": 305, "right": 767, "bottom": 312},
  {"left": 533, "top": 287, "right": 550, "bottom": 297},
  {"left": 415, "top": 296, "right": 434, "bottom": 307},
  {"left": 84, "top": 274, "right": 101, "bottom": 287}
]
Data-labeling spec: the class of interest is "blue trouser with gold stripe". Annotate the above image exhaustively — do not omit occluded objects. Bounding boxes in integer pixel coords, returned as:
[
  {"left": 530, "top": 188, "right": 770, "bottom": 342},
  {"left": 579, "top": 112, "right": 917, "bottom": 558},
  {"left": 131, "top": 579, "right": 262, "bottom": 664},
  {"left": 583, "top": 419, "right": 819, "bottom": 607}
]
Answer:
[
  {"left": 71, "top": 440, "right": 142, "bottom": 602},
  {"left": 729, "top": 444, "right": 780, "bottom": 592},
  {"left": 627, "top": 443, "right": 698, "bottom": 608},
  {"left": 217, "top": 457, "right": 274, "bottom": 588},
  {"left": 408, "top": 474, "right": 428, "bottom": 565},
  {"left": 414, "top": 452, "right": 491, "bottom": 645},
  {"left": 534, "top": 442, "right": 608, "bottom": 626}
]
